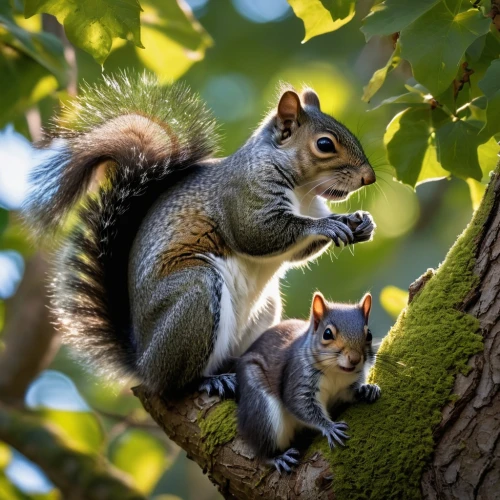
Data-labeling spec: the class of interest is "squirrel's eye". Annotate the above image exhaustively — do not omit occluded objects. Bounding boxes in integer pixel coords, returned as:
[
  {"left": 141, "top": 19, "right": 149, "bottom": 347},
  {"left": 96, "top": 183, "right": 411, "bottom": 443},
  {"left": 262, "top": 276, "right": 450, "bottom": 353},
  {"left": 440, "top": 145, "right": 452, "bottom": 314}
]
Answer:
[
  {"left": 323, "top": 328, "right": 335, "bottom": 341},
  {"left": 366, "top": 329, "right": 373, "bottom": 342},
  {"left": 317, "top": 137, "right": 336, "bottom": 153}
]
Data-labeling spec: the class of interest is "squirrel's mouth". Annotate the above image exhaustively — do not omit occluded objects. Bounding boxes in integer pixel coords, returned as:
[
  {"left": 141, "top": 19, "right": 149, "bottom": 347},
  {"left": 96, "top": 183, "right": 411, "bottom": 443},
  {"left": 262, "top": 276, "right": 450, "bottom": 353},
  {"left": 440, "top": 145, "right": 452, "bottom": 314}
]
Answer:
[{"left": 338, "top": 365, "right": 356, "bottom": 373}]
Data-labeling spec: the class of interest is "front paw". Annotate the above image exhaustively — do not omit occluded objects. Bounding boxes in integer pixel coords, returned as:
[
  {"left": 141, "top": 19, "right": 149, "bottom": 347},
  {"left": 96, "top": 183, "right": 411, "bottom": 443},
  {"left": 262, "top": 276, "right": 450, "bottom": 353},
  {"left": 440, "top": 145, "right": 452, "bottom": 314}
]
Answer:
[
  {"left": 356, "top": 383, "right": 381, "bottom": 403},
  {"left": 324, "top": 219, "right": 354, "bottom": 247},
  {"left": 345, "top": 211, "right": 375, "bottom": 243},
  {"left": 322, "top": 421, "right": 349, "bottom": 449},
  {"left": 199, "top": 374, "right": 237, "bottom": 399}
]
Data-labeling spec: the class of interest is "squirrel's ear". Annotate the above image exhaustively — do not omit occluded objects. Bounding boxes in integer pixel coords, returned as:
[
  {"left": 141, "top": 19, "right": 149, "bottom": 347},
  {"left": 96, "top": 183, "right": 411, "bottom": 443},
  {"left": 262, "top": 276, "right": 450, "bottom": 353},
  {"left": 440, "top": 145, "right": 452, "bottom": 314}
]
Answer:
[
  {"left": 301, "top": 89, "right": 320, "bottom": 110},
  {"left": 312, "top": 292, "right": 326, "bottom": 330},
  {"left": 360, "top": 293, "right": 372, "bottom": 322},
  {"left": 277, "top": 90, "right": 302, "bottom": 137}
]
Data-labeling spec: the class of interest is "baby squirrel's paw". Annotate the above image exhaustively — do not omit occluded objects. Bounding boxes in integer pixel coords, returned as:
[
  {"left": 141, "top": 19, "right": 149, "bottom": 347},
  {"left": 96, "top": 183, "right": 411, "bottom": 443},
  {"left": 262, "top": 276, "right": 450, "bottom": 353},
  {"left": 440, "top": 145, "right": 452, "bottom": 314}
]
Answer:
[
  {"left": 346, "top": 211, "right": 375, "bottom": 243},
  {"left": 199, "top": 373, "right": 237, "bottom": 399},
  {"left": 273, "top": 448, "right": 300, "bottom": 475},
  {"left": 356, "top": 383, "right": 381, "bottom": 403},
  {"left": 322, "top": 421, "right": 349, "bottom": 449}
]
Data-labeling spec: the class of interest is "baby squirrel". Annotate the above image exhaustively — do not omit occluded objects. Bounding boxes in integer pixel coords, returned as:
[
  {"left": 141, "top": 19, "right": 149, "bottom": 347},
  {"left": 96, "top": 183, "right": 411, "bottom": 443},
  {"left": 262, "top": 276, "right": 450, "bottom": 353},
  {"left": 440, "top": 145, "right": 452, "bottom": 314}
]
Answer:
[
  {"left": 25, "top": 72, "right": 376, "bottom": 398},
  {"left": 236, "top": 292, "right": 380, "bottom": 473}
]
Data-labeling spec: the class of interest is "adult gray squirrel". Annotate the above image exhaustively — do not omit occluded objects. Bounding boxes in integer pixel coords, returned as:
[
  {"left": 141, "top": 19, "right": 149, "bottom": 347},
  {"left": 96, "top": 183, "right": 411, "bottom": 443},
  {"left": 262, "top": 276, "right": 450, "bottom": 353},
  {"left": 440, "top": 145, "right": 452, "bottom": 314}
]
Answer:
[
  {"left": 24, "top": 72, "right": 376, "bottom": 397},
  {"left": 236, "top": 292, "right": 381, "bottom": 473}
]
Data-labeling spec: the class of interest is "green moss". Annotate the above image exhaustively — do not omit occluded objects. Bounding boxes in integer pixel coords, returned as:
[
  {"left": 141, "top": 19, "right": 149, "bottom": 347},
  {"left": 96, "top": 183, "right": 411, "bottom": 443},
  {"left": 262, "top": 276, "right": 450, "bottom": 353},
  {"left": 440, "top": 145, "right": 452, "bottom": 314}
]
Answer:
[
  {"left": 315, "top": 181, "right": 495, "bottom": 499},
  {"left": 199, "top": 401, "right": 238, "bottom": 455}
]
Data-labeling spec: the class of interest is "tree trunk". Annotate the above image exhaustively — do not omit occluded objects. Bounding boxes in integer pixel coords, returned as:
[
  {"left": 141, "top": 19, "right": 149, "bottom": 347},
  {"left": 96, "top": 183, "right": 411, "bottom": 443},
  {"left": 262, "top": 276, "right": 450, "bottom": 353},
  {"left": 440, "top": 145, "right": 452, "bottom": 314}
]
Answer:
[{"left": 135, "top": 166, "right": 500, "bottom": 499}]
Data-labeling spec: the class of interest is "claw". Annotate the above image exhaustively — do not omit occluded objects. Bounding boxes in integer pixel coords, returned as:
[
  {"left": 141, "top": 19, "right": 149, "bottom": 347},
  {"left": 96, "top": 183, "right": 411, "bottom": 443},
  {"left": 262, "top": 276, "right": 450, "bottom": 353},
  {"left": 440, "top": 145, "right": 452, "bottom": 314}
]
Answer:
[
  {"left": 272, "top": 448, "right": 301, "bottom": 474},
  {"left": 199, "top": 374, "right": 237, "bottom": 399}
]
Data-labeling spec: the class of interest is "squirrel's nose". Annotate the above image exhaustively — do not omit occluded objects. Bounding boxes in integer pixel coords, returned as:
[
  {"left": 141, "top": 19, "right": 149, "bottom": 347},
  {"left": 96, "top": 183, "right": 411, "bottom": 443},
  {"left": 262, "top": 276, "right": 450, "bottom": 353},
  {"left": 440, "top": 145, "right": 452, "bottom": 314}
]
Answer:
[
  {"left": 347, "top": 353, "right": 361, "bottom": 366},
  {"left": 360, "top": 164, "right": 376, "bottom": 186}
]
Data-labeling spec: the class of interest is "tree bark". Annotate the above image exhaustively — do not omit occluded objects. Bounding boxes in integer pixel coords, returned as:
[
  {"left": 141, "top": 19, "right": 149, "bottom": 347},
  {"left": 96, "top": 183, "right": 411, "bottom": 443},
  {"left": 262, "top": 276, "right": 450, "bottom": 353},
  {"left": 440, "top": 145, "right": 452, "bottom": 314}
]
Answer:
[
  {"left": 135, "top": 168, "right": 500, "bottom": 500},
  {"left": 420, "top": 171, "right": 500, "bottom": 499}
]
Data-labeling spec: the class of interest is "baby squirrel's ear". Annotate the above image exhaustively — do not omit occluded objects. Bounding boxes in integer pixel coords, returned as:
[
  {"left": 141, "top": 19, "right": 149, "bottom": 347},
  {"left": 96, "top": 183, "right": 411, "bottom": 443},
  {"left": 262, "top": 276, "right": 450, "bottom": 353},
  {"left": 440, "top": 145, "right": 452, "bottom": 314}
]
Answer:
[
  {"left": 360, "top": 293, "right": 372, "bottom": 323},
  {"left": 277, "top": 90, "right": 302, "bottom": 139},
  {"left": 301, "top": 88, "right": 320, "bottom": 110},
  {"left": 312, "top": 292, "right": 327, "bottom": 330}
]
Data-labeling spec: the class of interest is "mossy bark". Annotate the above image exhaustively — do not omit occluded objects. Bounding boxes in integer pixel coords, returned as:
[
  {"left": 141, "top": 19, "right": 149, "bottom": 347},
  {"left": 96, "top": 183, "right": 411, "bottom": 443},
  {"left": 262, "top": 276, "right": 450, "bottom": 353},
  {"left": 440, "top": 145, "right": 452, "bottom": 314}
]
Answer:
[{"left": 135, "top": 166, "right": 500, "bottom": 500}]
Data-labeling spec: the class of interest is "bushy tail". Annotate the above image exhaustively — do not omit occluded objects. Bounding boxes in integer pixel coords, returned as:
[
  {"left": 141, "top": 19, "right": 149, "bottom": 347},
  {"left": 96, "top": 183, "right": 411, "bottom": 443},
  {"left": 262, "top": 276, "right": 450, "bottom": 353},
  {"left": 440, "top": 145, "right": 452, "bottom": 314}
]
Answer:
[{"left": 24, "top": 71, "right": 219, "bottom": 379}]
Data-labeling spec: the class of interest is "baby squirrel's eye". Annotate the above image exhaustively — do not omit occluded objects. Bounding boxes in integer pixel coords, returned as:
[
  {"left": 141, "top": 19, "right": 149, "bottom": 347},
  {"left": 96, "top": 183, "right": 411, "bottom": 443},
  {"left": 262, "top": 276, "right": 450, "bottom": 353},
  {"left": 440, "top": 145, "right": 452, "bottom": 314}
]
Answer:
[
  {"left": 366, "top": 329, "right": 373, "bottom": 342},
  {"left": 316, "top": 137, "right": 336, "bottom": 153},
  {"left": 323, "top": 328, "right": 335, "bottom": 341}
]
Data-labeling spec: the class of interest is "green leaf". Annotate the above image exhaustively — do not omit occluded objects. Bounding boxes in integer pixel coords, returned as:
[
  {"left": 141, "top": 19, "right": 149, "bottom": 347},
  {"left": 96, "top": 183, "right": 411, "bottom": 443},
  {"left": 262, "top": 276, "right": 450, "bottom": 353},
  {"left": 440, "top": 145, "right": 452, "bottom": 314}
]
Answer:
[
  {"left": 466, "top": 178, "right": 487, "bottom": 210},
  {"left": 399, "top": 0, "right": 491, "bottom": 97},
  {"left": 478, "top": 58, "right": 500, "bottom": 137},
  {"left": 38, "top": 409, "right": 104, "bottom": 454},
  {"left": 417, "top": 140, "right": 449, "bottom": 185},
  {"left": 362, "top": 42, "right": 401, "bottom": 102},
  {"left": 0, "top": 443, "right": 11, "bottom": 469},
  {"left": 136, "top": 0, "right": 213, "bottom": 81},
  {"left": 478, "top": 136, "right": 500, "bottom": 180},
  {"left": 288, "top": 0, "right": 355, "bottom": 42},
  {"left": 361, "top": 0, "right": 439, "bottom": 41},
  {"left": 110, "top": 430, "right": 169, "bottom": 494},
  {"left": 0, "top": 209, "right": 8, "bottom": 237},
  {"left": 373, "top": 91, "right": 429, "bottom": 109},
  {"left": 380, "top": 286, "right": 408, "bottom": 319},
  {"left": 24, "top": 0, "right": 144, "bottom": 65},
  {"left": 0, "top": 6, "right": 67, "bottom": 85},
  {"left": 384, "top": 107, "right": 433, "bottom": 186},
  {"left": 435, "top": 120, "right": 483, "bottom": 180},
  {"left": 0, "top": 51, "right": 58, "bottom": 128}
]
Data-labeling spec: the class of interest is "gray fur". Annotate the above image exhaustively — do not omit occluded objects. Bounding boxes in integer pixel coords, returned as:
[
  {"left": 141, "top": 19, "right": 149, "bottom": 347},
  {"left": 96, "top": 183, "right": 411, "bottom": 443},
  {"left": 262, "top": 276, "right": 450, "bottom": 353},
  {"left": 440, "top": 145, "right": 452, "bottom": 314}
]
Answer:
[{"left": 236, "top": 295, "right": 380, "bottom": 472}]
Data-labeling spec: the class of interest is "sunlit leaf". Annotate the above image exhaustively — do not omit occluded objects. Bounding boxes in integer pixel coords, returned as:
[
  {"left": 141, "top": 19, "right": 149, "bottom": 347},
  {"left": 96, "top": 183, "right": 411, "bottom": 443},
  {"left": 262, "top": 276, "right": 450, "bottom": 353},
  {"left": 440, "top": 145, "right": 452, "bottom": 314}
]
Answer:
[
  {"left": 384, "top": 107, "right": 433, "bottom": 187},
  {"left": 416, "top": 141, "right": 449, "bottom": 185},
  {"left": 38, "top": 409, "right": 104, "bottom": 454},
  {"left": 362, "top": 42, "right": 401, "bottom": 103},
  {"left": 0, "top": 4, "right": 67, "bottom": 85},
  {"left": 24, "top": 0, "right": 144, "bottom": 65},
  {"left": 466, "top": 178, "right": 487, "bottom": 210},
  {"left": 288, "top": 0, "right": 355, "bottom": 42},
  {"left": 110, "top": 430, "right": 169, "bottom": 494},
  {"left": 373, "top": 90, "right": 429, "bottom": 109},
  {"left": 399, "top": 0, "right": 490, "bottom": 97},
  {"left": 478, "top": 136, "right": 500, "bottom": 180},
  {"left": 380, "top": 286, "right": 408, "bottom": 319},
  {"left": 478, "top": 59, "right": 500, "bottom": 137},
  {"left": 436, "top": 120, "right": 483, "bottom": 180},
  {"left": 0, "top": 443, "right": 11, "bottom": 469},
  {"left": 361, "top": 0, "right": 438, "bottom": 41},
  {"left": 137, "top": 0, "right": 213, "bottom": 81},
  {"left": 0, "top": 50, "right": 58, "bottom": 129}
]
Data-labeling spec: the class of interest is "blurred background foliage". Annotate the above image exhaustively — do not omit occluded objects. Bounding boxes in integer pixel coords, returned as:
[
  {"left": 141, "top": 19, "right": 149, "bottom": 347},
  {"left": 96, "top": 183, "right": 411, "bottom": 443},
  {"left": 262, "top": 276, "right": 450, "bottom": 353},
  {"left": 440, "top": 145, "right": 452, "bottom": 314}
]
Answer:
[{"left": 0, "top": 0, "right": 498, "bottom": 498}]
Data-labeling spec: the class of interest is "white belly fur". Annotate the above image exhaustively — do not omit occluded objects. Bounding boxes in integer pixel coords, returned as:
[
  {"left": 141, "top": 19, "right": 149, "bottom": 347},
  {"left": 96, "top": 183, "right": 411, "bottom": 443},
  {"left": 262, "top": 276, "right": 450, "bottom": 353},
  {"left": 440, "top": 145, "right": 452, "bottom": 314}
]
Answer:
[
  {"left": 317, "top": 369, "right": 359, "bottom": 409},
  {"left": 204, "top": 190, "right": 332, "bottom": 376}
]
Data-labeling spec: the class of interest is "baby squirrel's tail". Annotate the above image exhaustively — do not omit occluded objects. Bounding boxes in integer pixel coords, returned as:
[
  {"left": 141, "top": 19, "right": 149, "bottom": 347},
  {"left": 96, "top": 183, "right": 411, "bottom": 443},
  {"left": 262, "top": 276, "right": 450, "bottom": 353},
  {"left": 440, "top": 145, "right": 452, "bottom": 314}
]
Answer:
[{"left": 24, "top": 71, "right": 219, "bottom": 379}]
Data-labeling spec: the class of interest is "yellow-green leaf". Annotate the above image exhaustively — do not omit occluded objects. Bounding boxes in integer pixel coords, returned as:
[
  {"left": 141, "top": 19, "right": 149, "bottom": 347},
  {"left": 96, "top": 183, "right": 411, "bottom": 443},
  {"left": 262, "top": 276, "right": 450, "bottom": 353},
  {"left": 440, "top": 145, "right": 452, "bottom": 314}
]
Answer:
[
  {"left": 137, "top": 0, "right": 213, "bottom": 81},
  {"left": 380, "top": 286, "right": 408, "bottom": 319},
  {"left": 110, "top": 430, "right": 169, "bottom": 494},
  {"left": 362, "top": 42, "right": 401, "bottom": 103},
  {"left": 24, "top": 0, "right": 144, "bottom": 65},
  {"left": 288, "top": 0, "right": 355, "bottom": 43},
  {"left": 466, "top": 178, "right": 487, "bottom": 210}
]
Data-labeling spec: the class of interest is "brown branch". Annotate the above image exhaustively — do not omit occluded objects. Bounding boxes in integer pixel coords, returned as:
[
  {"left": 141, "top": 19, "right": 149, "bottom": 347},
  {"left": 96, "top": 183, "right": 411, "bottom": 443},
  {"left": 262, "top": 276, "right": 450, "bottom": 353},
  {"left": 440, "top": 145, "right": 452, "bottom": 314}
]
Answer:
[
  {"left": 0, "top": 253, "right": 59, "bottom": 406},
  {"left": 0, "top": 402, "right": 145, "bottom": 500},
  {"left": 133, "top": 389, "right": 334, "bottom": 500}
]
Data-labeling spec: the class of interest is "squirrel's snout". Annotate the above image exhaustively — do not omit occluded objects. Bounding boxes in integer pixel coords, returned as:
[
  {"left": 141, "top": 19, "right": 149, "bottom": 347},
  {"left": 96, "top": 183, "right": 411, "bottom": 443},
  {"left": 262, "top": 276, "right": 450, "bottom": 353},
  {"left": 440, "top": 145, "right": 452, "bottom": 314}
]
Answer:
[
  {"left": 347, "top": 352, "right": 361, "bottom": 366},
  {"left": 360, "top": 164, "right": 376, "bottom": 186}
]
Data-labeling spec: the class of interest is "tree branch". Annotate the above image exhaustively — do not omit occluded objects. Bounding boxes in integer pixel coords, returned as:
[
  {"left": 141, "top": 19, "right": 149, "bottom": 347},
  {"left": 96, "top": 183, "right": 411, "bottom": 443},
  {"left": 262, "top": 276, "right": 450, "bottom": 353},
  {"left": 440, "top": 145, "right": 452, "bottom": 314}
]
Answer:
[
  {"left": 0, "top": 402, "right": 145, "bottom": 500},
  {"left": 134, "top": 166, "right": 500, "bottom": 499}
]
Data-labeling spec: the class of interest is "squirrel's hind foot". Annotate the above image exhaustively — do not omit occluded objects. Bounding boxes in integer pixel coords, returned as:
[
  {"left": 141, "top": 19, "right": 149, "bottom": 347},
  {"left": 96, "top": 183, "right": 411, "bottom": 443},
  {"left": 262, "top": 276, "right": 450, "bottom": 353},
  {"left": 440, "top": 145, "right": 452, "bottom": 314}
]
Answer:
[
  {"left": 199, "top": 373, "right": 237, "bottom": 399},
  {"left": 272, "top": 448, "right": 301, "bottom": 475}
]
